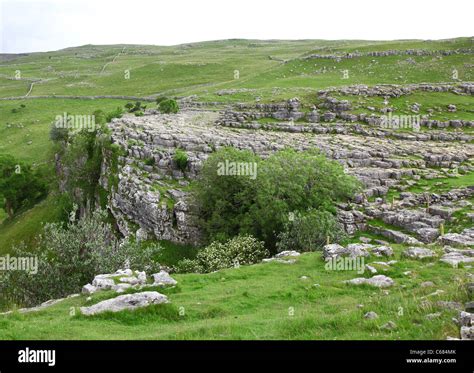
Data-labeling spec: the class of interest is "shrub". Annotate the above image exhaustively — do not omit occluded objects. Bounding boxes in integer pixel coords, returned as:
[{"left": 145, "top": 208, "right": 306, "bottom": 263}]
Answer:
[
  {"left": 92, "top": 109, "right": 107, "bottom": 126},
  {"left": 61, "top": 128, "right": 103, "bottom": 204},
  {"left": 173, "top": 149, "right": 188, "bottom": 172},
  {"left": 11, "top": 105, "right": 26, "bottom": 113},
  {"left": 0, "top": 209, "right": 162, "bottom": 307},
  {"left": 105, "top": 107, "right": 124, "bottom": 122},
  {"left": 125, "top": 101, "right": 146, "bottom": 113},
  {"left": 49, "top": 124, "right": 69, "bottom": 143},
  {"left": 174, "top": 258, "right": 204, "bottom": 274},
  {"left": 158, "top": 99, "right": 179, "bottom": 114},
  {"left": 144, "top": 157, "right": 155, "bottom": 166},
  {"left": 276, "top": 210, "right": 346, "bottom": 252},
  {"left": 176, "top": 235, "right": 268, "bottom": 273}
]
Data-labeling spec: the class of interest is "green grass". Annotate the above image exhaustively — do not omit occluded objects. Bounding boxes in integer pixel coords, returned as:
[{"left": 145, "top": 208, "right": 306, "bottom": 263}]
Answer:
[
  {"left": 1, "top": 38, "right": 473, "bottom": 104},
  {"left": 0, "top": 194, "right": 65, "bottom": 255},
  {"left": 443, "top": 196, "right": 474, "bottom": 234},
  {"left": 386, "top": 171, "right": 474, "bottom": 201},
  {"left": 0, "top": 248, "right": 469, "bottom": 340},
  {"left": 0, "top": 98, "right": 130, "bottom": 164}
]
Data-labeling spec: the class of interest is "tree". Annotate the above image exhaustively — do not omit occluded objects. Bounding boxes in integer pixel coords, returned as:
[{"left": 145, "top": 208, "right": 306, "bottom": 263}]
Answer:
[
  {"left": 251, "top": 149, "right": 360, "bottom": 249},
  {"left": 193, "top": 148, "right": 361, "bottom": 251},
  {"left": 0, "top": 155, "right": 47, "bottom": 218},
  {"left": 193, "top": 147, "right": 260, "bottom": 243},
  {"left": 49, "top": 124, "right": 69, "bottom": 143}
]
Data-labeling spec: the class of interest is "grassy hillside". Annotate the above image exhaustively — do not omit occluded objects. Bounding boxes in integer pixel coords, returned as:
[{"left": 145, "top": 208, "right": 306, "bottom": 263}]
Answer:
[
  {"left": 1, "top": 38, "right": 472, "bottom": 101},
  {"left": 0, "top": 39, "right": 472, "bottom": 340},
  {"left": 0, "top": 245, "right": 469, "bottom": 340},
  {"left": 0, "top": 98, "right": 129, "bottom": 248},
  {"left": 0, "top": 98, "right": 129, "bottom": 163}
]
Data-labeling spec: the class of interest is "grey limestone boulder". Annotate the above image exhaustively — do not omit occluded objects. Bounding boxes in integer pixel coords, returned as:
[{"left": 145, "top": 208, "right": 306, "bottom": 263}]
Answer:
[{"left": 80, "top": 291, "right": 168, "bottom": 316}]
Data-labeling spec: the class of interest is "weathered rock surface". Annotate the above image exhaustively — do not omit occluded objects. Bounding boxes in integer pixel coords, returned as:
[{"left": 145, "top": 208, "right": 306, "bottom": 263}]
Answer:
[
  {"left": 402, "top": 247, "right": 437, "bottom": 259},
  {"left": 92, "top": 277, "right": 115, "bottom": 290},
  {"left": 460, "top": 326, "right": 474, "bottom": 340},
  {"left": 80, "top": 291, "right": 168, "bottom": 316},
  {"left": 371, "top": 246, "right": 394, "bottom": 257},
  {"left": 440, "top": 247, "right": 474, "bottom": 267},
  {"left": 152, "top": 271, "right": 178, "bottom": 287},
  {"left": 346, "top": 275, "right": 394, "bottom": 288},
  {"left": 439, "top": 228, "right": 474, "bottom": 248},
  {"left": 84, "top": 269, "right": 149, "bottom": 295},
  {"left": 275, "top": 250, "right": 301, "bottom": 258},
  {"left": 364, "top": 311, "right": 379, "bottom": 319},
  {"left": 323, "top": 243, "right": 371, "bottom": 259},
  {"left": 82, "top": 284, "right": 97, "bottom": 295}
]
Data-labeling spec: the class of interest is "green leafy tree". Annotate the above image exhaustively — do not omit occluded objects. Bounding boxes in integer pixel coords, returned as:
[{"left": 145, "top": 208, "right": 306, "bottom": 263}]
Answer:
[
  {"left": 193, "top": 147, "right": 260, "bottom": 242},
  {"left": 49, "top": 124, "right": 69, "bottom": 143},
  {"left": 193, "top": 148, "right": 361, "bottom": 251},
  {"left": 0, "top": 155, "right": 47, "bottom": 218},
  {"left": 252, "top": 149, "right": 360, "bottom": 249}
]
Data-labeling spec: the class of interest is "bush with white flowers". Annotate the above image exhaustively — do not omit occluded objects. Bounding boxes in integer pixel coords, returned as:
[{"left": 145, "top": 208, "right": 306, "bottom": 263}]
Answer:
[{"left": 175, "top": 235, "right": 268, "bottom": 273}]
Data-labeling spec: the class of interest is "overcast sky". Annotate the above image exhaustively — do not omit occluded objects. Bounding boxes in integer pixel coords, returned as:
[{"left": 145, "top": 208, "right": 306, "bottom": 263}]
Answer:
[{"left": 1, "top": 0, "right": 473, "bottom": 53}]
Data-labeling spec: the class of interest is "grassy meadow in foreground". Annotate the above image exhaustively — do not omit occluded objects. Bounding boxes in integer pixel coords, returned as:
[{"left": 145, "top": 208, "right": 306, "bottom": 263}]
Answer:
[{"left": 0, "top": 245, "right": 469, "bottom": 340}]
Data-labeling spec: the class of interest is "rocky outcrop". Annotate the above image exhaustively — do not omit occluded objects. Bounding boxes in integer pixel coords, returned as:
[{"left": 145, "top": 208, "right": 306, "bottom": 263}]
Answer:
[
  {"left": 303, "top": 49, "right": 474, "bottom": 62},
  {"left": 80, "top": 291, "right": 168, "bottom": 316},
  {"left": 319, "top": 82, "right": 474, "bottom": 97},
  {"left": 94, "top": 109, "right": 473, "bottom": 245},
  {"left": 82, "top": 269, "right": 177, "bottom": 294},
  {"left": 440, "top": 247, "right": 474, "bottom": 267},
  {"left": 152, "top": 271, "right": 178, "bottom": 287},
  {"left": 402, "top": 247, "right": 437, "bottom": 259},
  {"left": 323, "top": 243, "right": 393, "bottom": 260},
  {"left": 439, "top": 228, "right": 474, "bottom": 248},
  {"left": 345, "top": 275, "right": 394, "bottom": 288},
  {"left": 323, "top": 243, "right": 371, "bottom": 259}
]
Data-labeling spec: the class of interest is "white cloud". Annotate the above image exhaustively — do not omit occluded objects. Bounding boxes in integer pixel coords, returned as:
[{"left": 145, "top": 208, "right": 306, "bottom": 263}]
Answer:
[{"left": 1, "top": 0, "right": 473, "bottom": 53}]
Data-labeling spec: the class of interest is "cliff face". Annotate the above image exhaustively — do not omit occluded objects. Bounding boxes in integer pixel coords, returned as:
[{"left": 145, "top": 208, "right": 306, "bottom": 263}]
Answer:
[{"left": 98, "top": 113, "right": 211, "bottom": 245}]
